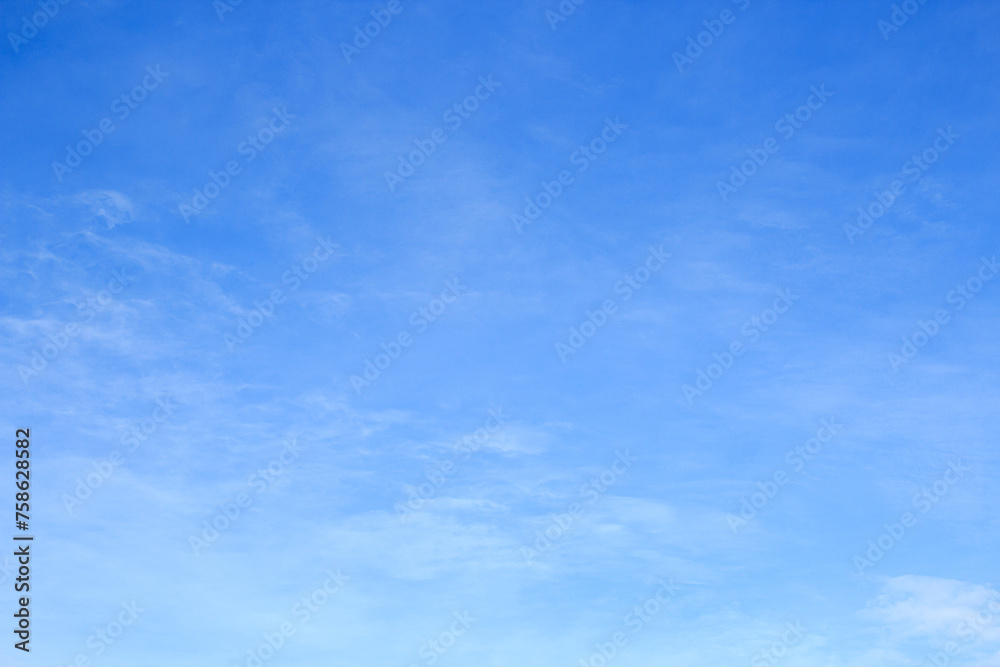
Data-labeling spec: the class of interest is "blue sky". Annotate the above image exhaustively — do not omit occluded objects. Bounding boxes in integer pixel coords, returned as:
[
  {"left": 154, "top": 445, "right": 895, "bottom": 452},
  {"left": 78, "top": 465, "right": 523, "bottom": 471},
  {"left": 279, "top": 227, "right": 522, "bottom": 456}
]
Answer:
[{"left": 2, "top": 0, "right": 1000, "bottom": 665}]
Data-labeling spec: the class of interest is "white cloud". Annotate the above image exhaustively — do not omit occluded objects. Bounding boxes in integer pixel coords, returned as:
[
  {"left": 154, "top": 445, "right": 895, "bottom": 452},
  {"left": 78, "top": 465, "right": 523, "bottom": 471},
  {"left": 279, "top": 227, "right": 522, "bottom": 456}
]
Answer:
[
  {"left": 861, "top": 575, "right": 1000, "bottom": 646},
  {"left": 73, "top": 189, "right": 134, "bottom": 229}
]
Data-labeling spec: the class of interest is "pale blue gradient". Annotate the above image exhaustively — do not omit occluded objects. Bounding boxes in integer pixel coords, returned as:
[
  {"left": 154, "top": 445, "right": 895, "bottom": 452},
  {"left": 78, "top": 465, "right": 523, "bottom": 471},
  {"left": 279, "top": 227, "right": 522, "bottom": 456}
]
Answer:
[{"left": 1, "top": 0, "right": 999, "bottom": 665}]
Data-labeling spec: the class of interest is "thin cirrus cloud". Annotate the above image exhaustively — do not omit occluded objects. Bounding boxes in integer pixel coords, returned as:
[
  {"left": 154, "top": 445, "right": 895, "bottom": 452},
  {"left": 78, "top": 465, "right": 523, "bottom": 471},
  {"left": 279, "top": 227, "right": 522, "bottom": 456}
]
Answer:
[{"left": 0, "top": 0, "right": 998, "bottom": 665}]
